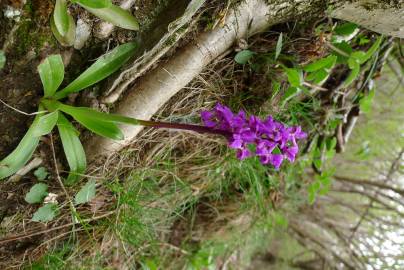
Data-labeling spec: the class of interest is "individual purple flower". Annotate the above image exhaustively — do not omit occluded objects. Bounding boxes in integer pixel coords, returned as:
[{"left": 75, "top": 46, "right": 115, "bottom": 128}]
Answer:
[{"left": 201, "top": 103, "right": 306, "bottom": 169}]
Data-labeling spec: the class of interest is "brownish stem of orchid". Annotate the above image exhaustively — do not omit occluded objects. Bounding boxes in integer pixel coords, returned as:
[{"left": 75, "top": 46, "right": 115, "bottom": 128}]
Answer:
[{"left": 137, "top": 120, "right": 232, "bottom": 138}]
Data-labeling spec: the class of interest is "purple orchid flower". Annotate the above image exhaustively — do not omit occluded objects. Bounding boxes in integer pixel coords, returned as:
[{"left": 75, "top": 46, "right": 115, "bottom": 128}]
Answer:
[
  {"left": 201, "top": 103, "right": 307, "bottom": 169},
  {"left": 135, "top": 103, "right": 306, "bottom": 169}
]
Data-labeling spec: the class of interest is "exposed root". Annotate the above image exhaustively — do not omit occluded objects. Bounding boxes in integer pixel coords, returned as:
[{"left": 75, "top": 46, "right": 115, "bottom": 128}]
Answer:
[{"left": 87, "top": 0, "right": 275, "bottom": 160}]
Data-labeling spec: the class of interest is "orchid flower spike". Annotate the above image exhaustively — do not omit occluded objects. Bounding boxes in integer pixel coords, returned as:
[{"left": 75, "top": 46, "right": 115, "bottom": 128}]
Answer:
[{"left": 201, "top": 103, "right": 307, "bottom": 169}]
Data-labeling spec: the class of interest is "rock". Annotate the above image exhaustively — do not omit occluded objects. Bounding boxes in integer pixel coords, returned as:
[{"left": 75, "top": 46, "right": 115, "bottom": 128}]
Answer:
[
  {"left": 3, "top": 5, "right": 21, "bottom": 22},
  {"left": 74, "top": 18, "right": 92, "bottom": 50}
]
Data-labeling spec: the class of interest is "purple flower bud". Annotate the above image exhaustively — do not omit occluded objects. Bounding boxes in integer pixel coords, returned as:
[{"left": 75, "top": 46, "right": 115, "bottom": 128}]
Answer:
[{"left": 200, "top": 103, "right": 306, "bottom": 169}]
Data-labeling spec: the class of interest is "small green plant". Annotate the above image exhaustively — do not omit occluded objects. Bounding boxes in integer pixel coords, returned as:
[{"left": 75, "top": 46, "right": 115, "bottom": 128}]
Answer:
[
  {"left": 25, "top": 178, "right": 97, "bottom": 222},
  {"left": 0, "top": 42, "right": 138, "bottom": 182},
  {"left": 52, "top": 0, "right": 139, "bottom": 46}
]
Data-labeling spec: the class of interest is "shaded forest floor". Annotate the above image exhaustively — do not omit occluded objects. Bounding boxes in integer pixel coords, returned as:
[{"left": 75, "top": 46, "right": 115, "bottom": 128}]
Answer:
[{"left": 1, "top": 1, "right": 403, "bottom": 269}]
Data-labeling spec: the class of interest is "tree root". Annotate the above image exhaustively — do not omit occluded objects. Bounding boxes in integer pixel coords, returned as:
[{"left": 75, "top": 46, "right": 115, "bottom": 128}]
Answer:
[{"left": 86, "top": 0, "right": 274, "bottom": 160}]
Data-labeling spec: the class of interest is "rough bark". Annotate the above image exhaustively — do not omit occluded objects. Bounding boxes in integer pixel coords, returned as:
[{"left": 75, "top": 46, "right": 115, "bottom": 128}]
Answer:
[{"left": 331, "top": 1, "right": 404, "bottom": 38}]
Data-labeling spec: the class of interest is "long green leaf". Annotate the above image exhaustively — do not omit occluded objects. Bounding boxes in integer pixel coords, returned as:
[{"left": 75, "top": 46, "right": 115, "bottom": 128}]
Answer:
[
  {"left": 54, "top": 42, "right": 137, "bottom": 99},
  {"left": 54, "top": 0, "right": 70, "bottom": 36},
  {"left": 56, "top": 105, "right": 124, "bottom": 140},
  {"left": 74, "top": 115, "right": 124, "bottom": 140},
  {"left": 38, "top": 55, "right": 64, "bottom": 97},
  {"left": 343, "top": 63, "right": 360, "bottom": 87},
  {"left": 57, "top": 114, "right": 87, "bottom": 184},
  {"left": 59, "top": 104, "right": 139, "bottom": 125},
  {"left": 50, "top": 14, "right": 76, "bottom": 47},
  {"left": 32, "top": 111, "right": 59, "bottom": 136},
  {"left": 0, "top": 115, "right": 42, "bottom": 180},
  {"left": 304, "top": 55, "right": 337, "bottom": 72},
  {"left": 73, "top": 0, "right": 111, "bottom": 8},
  {"left": 360, "top": 36, "right": 383, "bottom": 64},
  {"left": 59, "top": 104, "right": 124, "bottom": 140},
  {"left": 80, "top": 4, "right": 139, "bottom": 31}
]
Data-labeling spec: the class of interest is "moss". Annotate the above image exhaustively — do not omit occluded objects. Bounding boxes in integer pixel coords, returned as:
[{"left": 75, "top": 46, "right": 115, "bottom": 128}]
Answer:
[{"left": 13, "top": 1, "right": 57, "bottom": 57}]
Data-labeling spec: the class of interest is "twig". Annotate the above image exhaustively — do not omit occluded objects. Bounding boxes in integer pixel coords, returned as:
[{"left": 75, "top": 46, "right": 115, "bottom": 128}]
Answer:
[
  {"left": 8, "top": 157, "right": 43, "bottom": 182},
  {"left": 348, "top": 148, "right": 404, "bottom": 240},
  {"left": 326, "top": 42, "right": 350, "bottom": 58},
  {"left": 303, "top": 82, "right": 329, "bottom": 92},
  {"left": 49, "top": 134, "right": 73, "bottom": 204},
  {"left": 0, "top": 211, "right": 114, "bottom": 245},
  {"left": 0, "top": 98, "right": 46, "bottom": 116}
]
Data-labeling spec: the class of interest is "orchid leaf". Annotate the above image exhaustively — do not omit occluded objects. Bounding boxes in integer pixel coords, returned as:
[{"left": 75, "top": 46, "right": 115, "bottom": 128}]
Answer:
[
  {"left": 59, "top": 108, "right": 124, "bottom": 140},
  {"left": 38, "top": 55, "right": 64, "bottom": 97},
  {"left": 54, "top": 0, "right": 70, "bottom": 36},
  {"left": 57, "top": 114, "right": 87, "bottom": 185},
  {"left": 32, "top": 111, "right": 59, "bottom": 136},
  {"left": 72, "top": 0, "right": 112, "bottom": 8},
  {"left": 50, "top": 14, "right": 76, "bottom": 47},
  {"left": 54, "top": 42, "right": 137, "bottom": 99},
  {"left": 58, "top": 103, "right": 139, "bottom": 125},
  {"left": 0, "top": 114, "right": 42, "bottom": 180},
  {"left": 73, "top": 116, "right": 124, "bottom": 140},
  {"left": 79, "top": 4, "right": 139, "bottom": 30}
]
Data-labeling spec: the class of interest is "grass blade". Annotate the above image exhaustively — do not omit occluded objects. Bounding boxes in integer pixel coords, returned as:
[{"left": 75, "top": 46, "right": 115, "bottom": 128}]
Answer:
[{"left": 275, "top": 32, "right": 283, "bottom": 60}]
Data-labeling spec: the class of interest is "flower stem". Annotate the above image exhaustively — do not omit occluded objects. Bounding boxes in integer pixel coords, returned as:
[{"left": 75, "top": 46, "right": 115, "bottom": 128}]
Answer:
[{"left": 137, "top": 120, "right": 232, "bottom": 138}]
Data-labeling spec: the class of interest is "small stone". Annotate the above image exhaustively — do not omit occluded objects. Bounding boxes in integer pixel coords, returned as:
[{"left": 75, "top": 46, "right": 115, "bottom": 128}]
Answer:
[
  {"left": 44, "top": 193, "right": 58, "bottom": 204},
  {"left": 3, "top": 5, "right": 21, "bottom": 22},
  {"left": 74, "top": 19, "right": 92, "bottom": 50}
]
